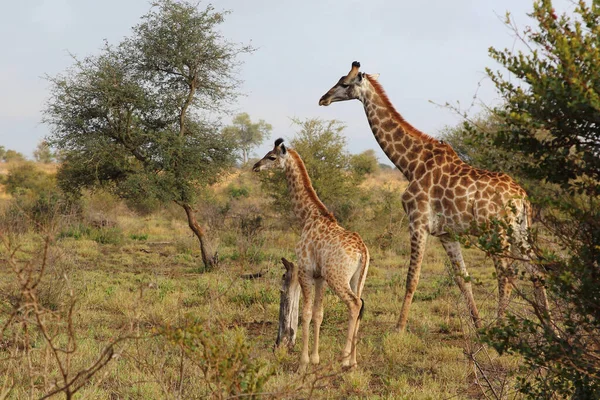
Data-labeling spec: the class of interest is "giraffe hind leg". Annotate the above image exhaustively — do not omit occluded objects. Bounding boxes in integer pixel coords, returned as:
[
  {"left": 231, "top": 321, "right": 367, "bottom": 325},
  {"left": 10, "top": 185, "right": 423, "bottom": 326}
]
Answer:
[
  {"left": 493, "top": 256, "right": 514, "bottom": 320},
  {"left": 396, "top": 227, "right": 427, "bottom": 332},
  {"left": 440, "top": 237, "right": 482, "bottom": 329},
  {"left": 298, "top": 275, "right": 314, "bottom": 372}
]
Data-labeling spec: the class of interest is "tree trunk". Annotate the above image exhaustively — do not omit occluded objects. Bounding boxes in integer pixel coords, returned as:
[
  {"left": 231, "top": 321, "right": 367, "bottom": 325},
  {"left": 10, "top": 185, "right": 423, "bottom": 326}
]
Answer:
[
  {"left": 180, "top": 202, "right": 218, "bottom": 271},
  {"left": 275, "top": 257, "right": 300, "bottom": 351}
]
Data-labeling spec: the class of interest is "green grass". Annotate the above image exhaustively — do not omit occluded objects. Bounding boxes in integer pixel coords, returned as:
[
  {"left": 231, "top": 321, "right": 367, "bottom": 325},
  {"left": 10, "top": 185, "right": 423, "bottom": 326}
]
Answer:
[{"left": 0, "top": 169, "right": 525, "bottom": 399}]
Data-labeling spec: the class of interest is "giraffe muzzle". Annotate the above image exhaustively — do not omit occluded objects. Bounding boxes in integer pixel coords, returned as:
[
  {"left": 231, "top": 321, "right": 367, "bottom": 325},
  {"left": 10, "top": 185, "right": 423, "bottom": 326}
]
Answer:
[{"left": 318, "top": 96, "right": 331, "bottom": 106}]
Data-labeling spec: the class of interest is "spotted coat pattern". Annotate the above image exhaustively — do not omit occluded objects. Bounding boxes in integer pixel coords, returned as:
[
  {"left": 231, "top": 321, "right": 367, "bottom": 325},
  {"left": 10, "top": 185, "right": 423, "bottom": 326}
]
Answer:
[
  {"left": 319, "top": 62, "right": 550, "bottom": 331},
  {"left": 253, "top": 143, "right": 369, "bottom": 369}
]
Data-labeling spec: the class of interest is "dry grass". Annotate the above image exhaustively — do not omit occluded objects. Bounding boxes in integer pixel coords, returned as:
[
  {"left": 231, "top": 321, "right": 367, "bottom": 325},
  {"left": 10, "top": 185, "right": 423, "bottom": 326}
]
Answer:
[{"left": 0, "top": 166, "right": 525, "bottom": 399}]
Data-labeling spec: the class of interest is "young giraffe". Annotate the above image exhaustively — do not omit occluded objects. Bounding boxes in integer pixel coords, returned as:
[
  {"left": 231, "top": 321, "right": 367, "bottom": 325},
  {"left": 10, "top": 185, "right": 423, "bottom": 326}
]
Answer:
[
  {"left": 319, "top": 61, "right": 550, "bottom": 332},
  {"left": 253, "top": 139, "right": 370, "bottom": 369}
]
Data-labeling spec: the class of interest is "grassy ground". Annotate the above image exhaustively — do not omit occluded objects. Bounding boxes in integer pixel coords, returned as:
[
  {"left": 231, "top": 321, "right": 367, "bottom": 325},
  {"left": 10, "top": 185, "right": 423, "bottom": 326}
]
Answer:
[{"left": 0, "top": 165, "right": 524, "bottom": 399}]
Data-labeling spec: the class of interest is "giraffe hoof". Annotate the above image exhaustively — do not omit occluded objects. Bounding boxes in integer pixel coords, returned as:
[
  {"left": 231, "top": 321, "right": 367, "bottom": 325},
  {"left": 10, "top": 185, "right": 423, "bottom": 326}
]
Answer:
[
  {"left": 297, "top": 363, "right": 308, "bottom": 375},
  {"left": 342, "top": 362, "right": 357, "bottom": 371}
]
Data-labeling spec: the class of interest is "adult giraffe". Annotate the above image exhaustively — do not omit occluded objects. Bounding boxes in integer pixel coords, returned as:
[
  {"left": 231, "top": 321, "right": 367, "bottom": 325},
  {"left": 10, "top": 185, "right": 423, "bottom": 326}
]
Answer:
[{"left": 319, "top": 61, "right": 549, "bottom": 332}]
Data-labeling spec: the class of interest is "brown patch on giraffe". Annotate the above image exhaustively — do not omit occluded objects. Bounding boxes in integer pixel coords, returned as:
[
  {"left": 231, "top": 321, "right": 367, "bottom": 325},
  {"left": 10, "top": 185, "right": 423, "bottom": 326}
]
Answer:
[
  {"left": 455, "top": 196, "right": 468, "bottom": 212},
  {"left": 407, "top": 160, "right": 418, "bottom": 172},
  {"left": 376, "top": 108, "right": 388, "bottom": 120},
  {"left": 381, "top": 119, "right": 396, "bottom": 132},
  {"left": 288, "top": 150, "right": 336, "bottom": 222},
  {"left": 414, "top": 162, "right": 426, "bottom": 178},
  {"left": 389, "top": 153, "right": 402, "bottom": 164},
  {"left": 419, "top": 150, "right": 433, "bottom": 163},
  {"left": 460, "top": 176, "right": 472, "bottom": 188},
  {"left": 432, "top": 199, "right": 443, "bottom": 213},
  {"left": 447, "top": 175, "right": 460, "bottom": 188},
  {"left": 442, "top": 197, "right": 458, "bottom": 214},
  {"left": 420, "top": 171, "right": 432, "bottom": 188},
  {"left": 394, "top": 142, "right": 406, "bottom": 153},
  {"left": 431, "top": 185, "right": 444, "bottom": 199}
]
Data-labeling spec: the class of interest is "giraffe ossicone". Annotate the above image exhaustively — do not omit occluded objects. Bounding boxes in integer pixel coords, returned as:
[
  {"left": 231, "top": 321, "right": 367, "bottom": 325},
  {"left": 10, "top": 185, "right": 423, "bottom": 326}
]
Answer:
[
  {"left": 319, "top": 62, "right": 551, "bottom": 332},
  {"left": 253, "top": 139, "right": 370, "bottom": 369}
]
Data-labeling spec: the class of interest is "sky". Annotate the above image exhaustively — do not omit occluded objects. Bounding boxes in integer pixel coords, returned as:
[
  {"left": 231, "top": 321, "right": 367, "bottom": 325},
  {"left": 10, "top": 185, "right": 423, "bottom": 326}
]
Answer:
[{"left": 0, "top": 0, "right": 576, "bottom": 163}]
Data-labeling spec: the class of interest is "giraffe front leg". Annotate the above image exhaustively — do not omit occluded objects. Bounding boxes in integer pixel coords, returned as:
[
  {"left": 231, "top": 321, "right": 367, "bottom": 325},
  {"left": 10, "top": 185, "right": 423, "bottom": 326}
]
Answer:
[
  {"left": 310, "top": 278, "right": 325, "bottom": 365},
  {"left": 441, "top": 237, "right": 482, "bottom": 329},
  {"left": 396, "top": 226, "right": 427, "bottom": 332},
  {"left": 494, "top": 256, "right": 514, "bottom": 320},
  {"left": 299, "top": 276, "right": 314, "bottom": 372}
]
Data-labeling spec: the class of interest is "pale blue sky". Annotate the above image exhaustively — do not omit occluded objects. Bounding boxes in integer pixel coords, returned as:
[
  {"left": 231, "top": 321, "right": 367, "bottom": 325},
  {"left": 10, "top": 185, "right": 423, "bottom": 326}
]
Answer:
[{"left": 0, "top": 0, "right": 575, "bottom": 162}]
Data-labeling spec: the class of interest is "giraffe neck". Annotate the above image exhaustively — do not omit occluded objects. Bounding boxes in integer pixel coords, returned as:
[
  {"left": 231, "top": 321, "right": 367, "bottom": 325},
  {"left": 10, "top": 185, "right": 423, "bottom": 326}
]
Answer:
[
  {"left": 284, "top": 149, "right": 335, "bottom": 226},
  {"left": 359, "top": 76, "right": 436, "bottom": 181}
]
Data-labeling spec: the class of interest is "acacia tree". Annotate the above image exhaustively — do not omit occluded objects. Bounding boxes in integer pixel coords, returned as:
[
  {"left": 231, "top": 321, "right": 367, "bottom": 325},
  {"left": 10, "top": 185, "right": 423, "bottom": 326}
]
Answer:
[
  {"left": 44, "top": 0, "right": 252, "bottom": 270},
  {"left": 469, "top": 0, "right": 600, "bottom": 397},
  {"left": 222, "top": 112, "right": 272, "bottom": 163}
]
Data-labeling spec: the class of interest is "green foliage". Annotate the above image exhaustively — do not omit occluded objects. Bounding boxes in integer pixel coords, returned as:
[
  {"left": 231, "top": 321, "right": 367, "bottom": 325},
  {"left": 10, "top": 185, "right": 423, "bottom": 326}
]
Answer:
[
  {"left": 44, "top": 0, "right": 250, "bottom": 207},
  {"left": 33, "top": 141, "right": 55, "bottom": 164},
  {"left": 5, "top": 162, "right": 53, "bottom": 196},
  {"left": 58, "top": 223, "right": 124, "bottom": 245},
  {"left": 130, "top": 233, "right": 149, "bottom": 241},
  {"left": 439, "top": 114, "right": 535, "bottom": 177},
  {"left": 2, "top": 149, "right": 25, "bottom": 163},
  {"left": 222, "top": 113, "right": 272, "bottom": 164},
  {"left": 259, "top": 118, "right": 365, "bottom": 222},
  {"left": 488, "top": 0, "right": 600, "bottom": 196},
  {"left": 474, "top": 1, "right": 600, "bottom": 397},
  {"left": 227, "top": 184, "right": 250, "bottom": 199},
  {"left": 43, "top": 0, "right": 253, "bottom": 269},
  {"left": 59, "top": 223, "right": 92, "bottom": 240},
  {"left": 1, "top": 163, "right": 74, "bottom": 233},
  {"left": 350, "top": 149, "right": 380, "bottom": 177},
  {"left": 158, "top": 321, "right": 274, "bottom": 398}
]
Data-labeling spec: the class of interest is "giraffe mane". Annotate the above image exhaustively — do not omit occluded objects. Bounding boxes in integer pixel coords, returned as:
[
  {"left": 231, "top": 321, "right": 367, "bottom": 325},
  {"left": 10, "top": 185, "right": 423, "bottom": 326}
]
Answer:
[
  {"left": 288, "top": 149, "right": 337, "bottom": 222},
  {"left": 365, "top": 74, "right": 439, "bottom": 144}
]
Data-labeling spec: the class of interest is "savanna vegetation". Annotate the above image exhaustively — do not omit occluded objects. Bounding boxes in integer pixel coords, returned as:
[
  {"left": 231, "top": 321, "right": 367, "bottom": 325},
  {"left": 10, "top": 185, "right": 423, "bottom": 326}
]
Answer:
[{"left": 0, "top": 0, "right": 598, "bottom": 399}]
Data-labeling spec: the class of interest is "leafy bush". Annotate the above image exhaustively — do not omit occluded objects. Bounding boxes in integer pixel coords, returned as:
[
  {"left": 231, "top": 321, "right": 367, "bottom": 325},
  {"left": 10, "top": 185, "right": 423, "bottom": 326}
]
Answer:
[
  {"left": 158, "top": 321, "right": 274, "bottom": 398},
  {"left": 5, "top": 162, "right": 53, "bottom": 196},
  {"left": 464, "top": 1, "right": 600, "bottom": 397},
  {"left": 227, "top": 185, "right": 250, "bottom": 199}
]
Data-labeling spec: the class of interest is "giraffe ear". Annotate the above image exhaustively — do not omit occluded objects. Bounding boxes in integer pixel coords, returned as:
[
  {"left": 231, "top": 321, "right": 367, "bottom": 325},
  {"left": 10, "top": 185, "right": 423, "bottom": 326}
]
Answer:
[
  {"left": 369, "top": 73, "right": 380, "bottom": 81},
  {"left": 280, "top": 143, "right": 287, "bottom": 155}
]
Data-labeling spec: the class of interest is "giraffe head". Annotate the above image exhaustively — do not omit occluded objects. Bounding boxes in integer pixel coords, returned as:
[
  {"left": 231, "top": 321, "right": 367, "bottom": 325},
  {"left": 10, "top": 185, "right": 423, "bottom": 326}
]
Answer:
[
  {"left": 318, "top": 61, "right": 378, "bottom": 106},
  {"left": 252, "top": 138, "right": 288, "bottom": 172}
]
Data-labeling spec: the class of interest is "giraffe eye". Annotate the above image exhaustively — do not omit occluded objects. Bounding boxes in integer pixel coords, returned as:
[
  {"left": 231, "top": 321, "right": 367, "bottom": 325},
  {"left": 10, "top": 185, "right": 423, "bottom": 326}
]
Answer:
[{"left": 268, "top": 156, "right": 276, "bottom": 160}]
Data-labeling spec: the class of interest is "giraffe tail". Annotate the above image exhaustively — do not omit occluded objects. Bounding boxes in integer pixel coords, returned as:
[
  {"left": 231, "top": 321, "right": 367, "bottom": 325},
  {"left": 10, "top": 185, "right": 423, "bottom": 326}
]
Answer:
[
  {"left": 356, "top": 247, "right": 370, "bottom": 321},
  {"left": 359, "top": 298, "right": 365, "bottom": 320}
]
